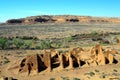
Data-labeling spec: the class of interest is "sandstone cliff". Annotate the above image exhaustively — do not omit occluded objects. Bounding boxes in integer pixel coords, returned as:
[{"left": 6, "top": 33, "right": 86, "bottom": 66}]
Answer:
[{"left": 6, "top": 15, "right": 120, "bottom": 24}]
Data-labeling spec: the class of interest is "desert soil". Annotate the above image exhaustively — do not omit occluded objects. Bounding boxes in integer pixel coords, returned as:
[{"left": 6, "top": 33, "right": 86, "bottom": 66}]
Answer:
[{"left": 0, "top": 23, "right": 120, "bottom": 80}]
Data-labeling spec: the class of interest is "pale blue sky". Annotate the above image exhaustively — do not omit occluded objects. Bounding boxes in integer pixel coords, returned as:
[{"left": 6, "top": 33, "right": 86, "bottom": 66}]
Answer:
[{"left": 0, "top": 0, "right": 120, "bottom": 22}]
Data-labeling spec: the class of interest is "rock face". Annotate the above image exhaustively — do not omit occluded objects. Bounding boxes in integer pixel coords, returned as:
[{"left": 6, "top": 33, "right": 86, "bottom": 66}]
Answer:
[
  {"left": 6, "top": 15, "right": 120, "bottom": 24},
  {"left": 9, "top": 45, "right": 119, "bottom": 76}
]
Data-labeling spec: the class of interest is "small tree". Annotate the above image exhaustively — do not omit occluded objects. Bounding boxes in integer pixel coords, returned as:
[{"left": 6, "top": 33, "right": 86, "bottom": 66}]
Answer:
[{"left": 0, "top": 38, "right": 7, "bottom": 49}]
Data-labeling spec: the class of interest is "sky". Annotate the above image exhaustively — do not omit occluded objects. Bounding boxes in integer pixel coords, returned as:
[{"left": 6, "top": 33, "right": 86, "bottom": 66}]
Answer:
[{"left": 0, "top": 0, "right": 120, "bottom": 22}]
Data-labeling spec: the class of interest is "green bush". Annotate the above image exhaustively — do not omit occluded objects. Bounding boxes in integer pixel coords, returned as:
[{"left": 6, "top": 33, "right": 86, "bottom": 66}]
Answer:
[
  {"left": 49, "top": 78, "right": 55, "bottom": 80},
  {"left": 113, "top": 69, "right": 118, "bottom": 72},
  {"left": 4, "top": 59, "right": 10, "bottom": 64},
  {"left": 89, "top": 72, "right": 95, "bottom": 77},
  {"left": 73, "top": 78, "right": 81, "bottom": 80},
  {"left": 23, "top": 40, "right": 33, "bottom": 49},
  {"left": 64, "top": 36, "right": 73, "bottom": 42},
  {"left": 90, "top": 31, "right": 98, "bottom": 36},
  {"left": 5, "top": 40, "right": 13, "bottom": 49},
  {"left": 13, "top": 38, "right": 24, "bottom": 49},
  {"left": 95, "top": 69, "right": 99, "bottom": 73},
  {"left": 0, "top": 38, "right": 8, "bottom": 49},
  {"left": 61, "top": 36, "right": 73, "bottom": 48},
  {"left": 51, "top": 42, "right": 62, "bottom": 48},
  {"left": 36, "top": 40, "right": 51, "bottom": 50}
]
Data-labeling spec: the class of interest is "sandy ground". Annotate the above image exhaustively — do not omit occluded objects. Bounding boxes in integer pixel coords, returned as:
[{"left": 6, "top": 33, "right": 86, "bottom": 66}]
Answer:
[{"left": 2, "top": 64, "right": 120, "bottom": 80}]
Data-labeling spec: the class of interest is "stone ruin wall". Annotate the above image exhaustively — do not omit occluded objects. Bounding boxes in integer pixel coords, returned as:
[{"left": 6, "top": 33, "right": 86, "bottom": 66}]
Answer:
[{"left": 8, "top": 44, "right": 120, "bottom": 76}]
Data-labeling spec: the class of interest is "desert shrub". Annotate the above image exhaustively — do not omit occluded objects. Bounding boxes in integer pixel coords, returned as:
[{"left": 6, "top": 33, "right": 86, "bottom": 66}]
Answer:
[
  {"left": 13, "top": 38, "right": 24, "bottom": 49},
  {"left": 99, "top": 73, "right": 106, "bottom": 79},
  {"left": 23, "top": 40, "right": 33, "bottom": 49},
  {"left": 73, "top": 78, "right": 81, "bottom": 80},
  {"left": 118, "top": 78, "right": 120, "bottom": 80},
  {"left": 49, "top": 78, "right": 55, "bottom": 80},
  {"left": 58, "top": 50, "right": 68, "bottom": 54},
  {"left": 35, "top": 45, "right": 41, "bottom": 49},
  {"left": 63, "top": 50, "right": 69, "bottom": 53},
  {"left": 95, "top": 69, "right": 99, "bottom": 73},
  {"left": 0, "top": 38, "right": 8, "bottom": 49},
  {"left": 61, "top": 76, "right": 69, "bottom": 80},
  {"left": 61, "top": 36, "right": 73, "bottom": 48},
  {"left": 4, "top": 59, "right": 10, "bottom": 64},
  {"left": 64, "top": 36, "right": 73, "bottom": 42},
  {"left": 5, "top": 40, "right": 14, "bottom": 49},
  {"left": 36, "top": 40, "right": 51, "bottom": 49},
  {"left": 89, "top": 72, "right": 95, "bottom": 77},
  {"left": 61, "top": 44, "right": 69, "bottom": 48},
  {"left": 51, "top": 42, "right": 62, "bottom": 48},
  {"left": 85, "top": 72, "right": 95, "bottom": 77},
  {"left": 90, "top": 31, "right": 98, "bottom": 36},
  {"left": 58, "top": 50, "right": 64, "bottom": 54},
  {"left": 113, "top": 69, "right": 118, "bottom": 72}
]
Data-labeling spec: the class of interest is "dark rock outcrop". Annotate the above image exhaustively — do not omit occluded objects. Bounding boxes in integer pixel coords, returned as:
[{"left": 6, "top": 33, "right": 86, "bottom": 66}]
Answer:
[{"left": 6, "top": 19, "right": 24, "bottom": 24}]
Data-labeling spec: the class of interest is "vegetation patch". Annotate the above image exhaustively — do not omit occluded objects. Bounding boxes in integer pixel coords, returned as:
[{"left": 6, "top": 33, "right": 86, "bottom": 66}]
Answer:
[
  {"left": 0, "top": 32, "right": 119, "bottom": 50},
  {"left": 95, "top": 69, "right": 99, "bottom": 73},
  {"left": 49, "top": 78, "right": 55, "bottom": 80},
  {"left": 0, "top": 38, "right": 7, "bottom": 49},
  {"left": 113, "top": 69, "right": 118, "bottom": 72},
  {"left": 61, "top": 76, "right": 69, "bottom": 80},
  {"left": 73, "top": 77, "right": 81, "bottom": 80},
  {"left": 84, "top": 71, "right": 95, "bottom": 77},
  {"left": 4, "top": 59, "right": 10, "bottom": 64}
]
